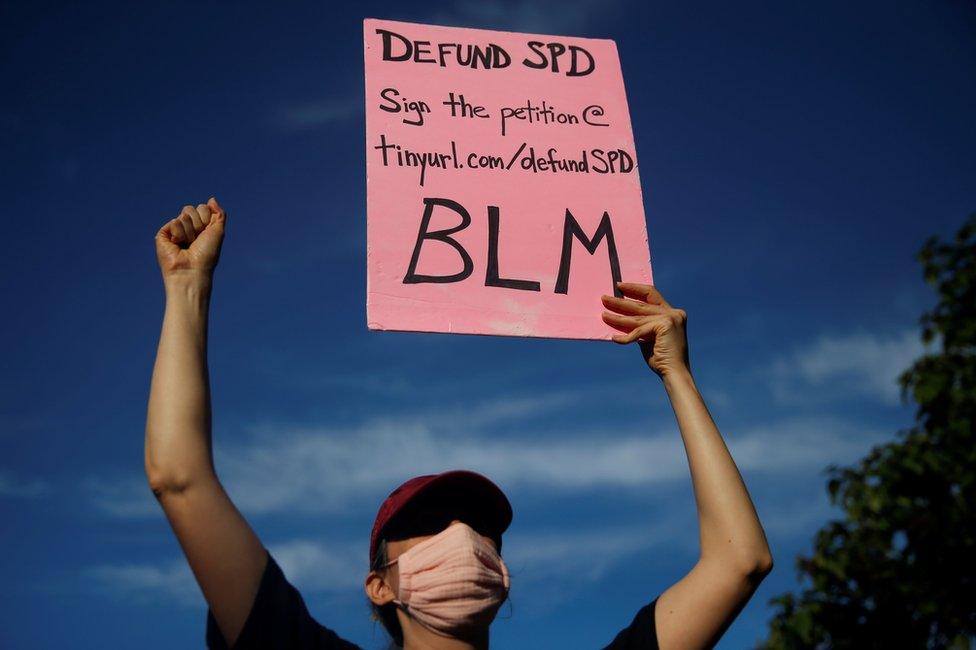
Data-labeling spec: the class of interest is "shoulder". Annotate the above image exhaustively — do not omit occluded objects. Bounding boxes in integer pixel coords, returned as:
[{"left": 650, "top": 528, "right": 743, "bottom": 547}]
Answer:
[{"left": 206, "top": 549, "right": 362, "bottom": 650}]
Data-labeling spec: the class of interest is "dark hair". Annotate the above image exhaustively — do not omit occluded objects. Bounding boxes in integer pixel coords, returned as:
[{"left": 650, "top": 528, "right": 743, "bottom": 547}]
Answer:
[{"left": 369, "top": 538, "right": 404, "bottom": 648}]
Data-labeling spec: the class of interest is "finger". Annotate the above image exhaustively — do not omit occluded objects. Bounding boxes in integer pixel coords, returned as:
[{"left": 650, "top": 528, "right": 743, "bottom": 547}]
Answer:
[
  {"left": 616, "top": 282, "right": 672, "bottom": 308},
  {"left": 603, "top": 316, "right": 639, "bottom": 334},
  {"left": 616, "top": 282, "right": 661, "bottom": 305},
  {"left": 615, "top": 281, "right": 653, "bottom": 292},
  {"left": 208, "top": 197, "right": 226, "bottom": 223},
  {"left": 177, "top": 212, "right": 197, "bottom": 244},
  {"left": 196, "top": 203, "right": 212, "bottom": 227},
  {"left": 176, "top": 217, "right": 193, "bottom": 244},
  {"left": 624, "top": 283, "right": 670, "bottom": 308},
  {"left": 613, "top": 319, "right": 662, "bottom": 344},
  {"left": 182, "top": 205, "right": 204, "bottom": 232},
  {"left": 602, "top": 311, "right": 647, "bottom": 329},
  {"left": 161, "top": 218, "right": 185, "bottom": 245},
  {"left": 602, "top": 312, "right": 668, "bottom": 339},
  {"left": 156, "top": 220, "right": 181, "bottom": 245},
  {"left": 601, "top": 294, "right": 668, "bottom": 317}
]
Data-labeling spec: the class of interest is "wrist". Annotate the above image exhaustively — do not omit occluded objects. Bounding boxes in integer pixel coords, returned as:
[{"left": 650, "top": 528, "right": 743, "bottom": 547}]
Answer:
[
  {"left": 163, "top": 271, "right": 213, "bottom": 299},
  {"left": 662, "top": 366, "right": 695, "bottom": 394}
]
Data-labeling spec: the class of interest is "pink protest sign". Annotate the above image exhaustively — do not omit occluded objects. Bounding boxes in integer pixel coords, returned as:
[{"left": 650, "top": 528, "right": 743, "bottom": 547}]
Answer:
[{"left": 364, "top": 18, "right": 653, "bottom": 340}]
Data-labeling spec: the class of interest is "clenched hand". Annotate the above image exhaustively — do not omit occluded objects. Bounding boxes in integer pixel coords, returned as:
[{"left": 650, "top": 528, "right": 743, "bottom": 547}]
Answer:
[{"left": 155, "top": 197, "right": 227, "bottom": 280}]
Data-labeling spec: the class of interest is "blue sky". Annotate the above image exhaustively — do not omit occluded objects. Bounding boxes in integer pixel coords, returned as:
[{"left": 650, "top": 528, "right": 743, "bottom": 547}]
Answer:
[{"left": 2, "top": 1, "right": 974, "bottom": 648}]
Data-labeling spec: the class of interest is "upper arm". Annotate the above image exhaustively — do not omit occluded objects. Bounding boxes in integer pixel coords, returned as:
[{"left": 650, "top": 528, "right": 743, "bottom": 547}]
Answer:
[
  {"left": 152, "top": 474, "right": 267, "bottom": 648},
  {"left": 654, "top": 559, "right": 769, "bottom": 650}
]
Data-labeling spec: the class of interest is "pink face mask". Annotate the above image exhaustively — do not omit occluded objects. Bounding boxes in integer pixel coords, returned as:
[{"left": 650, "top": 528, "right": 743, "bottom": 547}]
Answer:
[{"left": 383, "top": 521, "right": 511, "bottom": 637}]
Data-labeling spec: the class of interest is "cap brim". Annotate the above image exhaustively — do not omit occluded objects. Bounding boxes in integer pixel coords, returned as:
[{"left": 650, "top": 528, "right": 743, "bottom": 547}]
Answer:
[{"left": 382, "top": 470, "right": 512, "bottom": 542}]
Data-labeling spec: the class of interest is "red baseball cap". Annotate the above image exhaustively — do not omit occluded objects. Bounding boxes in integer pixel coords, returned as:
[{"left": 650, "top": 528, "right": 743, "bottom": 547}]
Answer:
[{"left": 369, "top": 469, "right": 513, "bottom": 564}]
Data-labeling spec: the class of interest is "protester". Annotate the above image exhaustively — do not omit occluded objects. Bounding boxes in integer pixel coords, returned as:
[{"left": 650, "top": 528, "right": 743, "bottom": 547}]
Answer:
[{"left": 146, "top": 198, "right": 773, "bottom": 649}]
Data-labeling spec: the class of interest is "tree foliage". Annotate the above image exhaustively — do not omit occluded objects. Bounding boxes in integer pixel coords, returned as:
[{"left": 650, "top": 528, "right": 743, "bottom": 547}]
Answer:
[{"left": 760, "top": 214, "right": 976, "bottom": 649}]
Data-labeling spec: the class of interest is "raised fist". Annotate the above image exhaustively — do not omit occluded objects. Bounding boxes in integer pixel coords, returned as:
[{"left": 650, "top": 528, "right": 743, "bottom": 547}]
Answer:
[{"left": 155, "top": 197, "right": 227, "bottom": 279}]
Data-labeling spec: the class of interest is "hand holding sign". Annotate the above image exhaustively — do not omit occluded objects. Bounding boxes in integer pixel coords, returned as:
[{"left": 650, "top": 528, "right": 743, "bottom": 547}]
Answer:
[
  {"left": 365, "top": 19, "right": 653, "bottom": 340},
  {"left": 601, "top": 283, "right": 690, "bottom": 379}
]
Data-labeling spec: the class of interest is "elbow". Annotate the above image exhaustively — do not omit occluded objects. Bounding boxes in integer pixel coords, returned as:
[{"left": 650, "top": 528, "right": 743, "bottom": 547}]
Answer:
[
  {"left": 746, "top": 549, "right": 774, "bottom": 583},
  {"left": 145, "top": 456, "right": 215, "bottom": 500},
  {"left": 757, "top": 550, "right": 774, "bottom": 575},
  {"left": 703, "top": 545, "right": 775, "bottom": 585},
  {"left": 722, "top": 547, "right": 773, "bottom": 585},
  {"left": 145, "top": 469, "right": 195, "bottom": 500}
]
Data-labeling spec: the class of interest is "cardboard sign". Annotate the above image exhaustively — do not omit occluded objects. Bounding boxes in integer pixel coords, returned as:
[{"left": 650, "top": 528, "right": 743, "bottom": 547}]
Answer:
[{"left": 364, "top": 18, "right": 653, "bottom": 339}]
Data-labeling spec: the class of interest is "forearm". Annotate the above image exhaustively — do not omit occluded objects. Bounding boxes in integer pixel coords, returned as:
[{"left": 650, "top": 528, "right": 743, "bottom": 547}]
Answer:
[
  {"left": 663, "top": 369, "right": 772, "bottom": 575},
  {"left": 144, "top": 272, "right": 217, "bottom": 492}
]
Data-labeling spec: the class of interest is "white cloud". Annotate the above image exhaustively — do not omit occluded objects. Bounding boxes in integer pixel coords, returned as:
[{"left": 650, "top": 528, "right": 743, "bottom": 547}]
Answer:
[
  {"left": 274, "top": 97, "right": 362, "bottom": 129},
  {"left": 0, "top": 470, "right": 52, "bottom": 498},
  {"left": 89, "top": 380, "right": 882, "bottom": 520},
  {"left": 81, "top": 537, "right": 363, "bottom": 610},
  {"left": 725, "top": 417, "right": 885, "bottom": 476},
  {"left": 267, "top": 538, "right": 365, "bottom": 592},
  {"left": 770, "top": 329, "right": 926, "bottom": 405},
  {"left": 84, "top": 475, "right": 157, "bottom": 517},
  {"left": 82, "top": 383, "right": 884, "bottom": 618},
  {"left": 506, "top": 523, "right": 680, "bottom": 580},
  {"left": 388, "top": 391, "right": 580, "bottom": 430},
  {"left": 81, "top": 522, "right": 674, "bottom": 613},
  {"left": 502, "top": 520, "right": 692, "bottom": 617},
  {"left": 85, "top": 392, "right": 582, "bottom": 518},
  {"left": 84, "top": 557, "right": 200, "bottom": 608}
]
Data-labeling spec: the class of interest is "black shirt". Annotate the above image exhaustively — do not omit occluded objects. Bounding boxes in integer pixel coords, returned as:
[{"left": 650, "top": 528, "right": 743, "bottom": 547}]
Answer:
[{"left": 206, "top": 549, "right": 659, "bottom": 649}]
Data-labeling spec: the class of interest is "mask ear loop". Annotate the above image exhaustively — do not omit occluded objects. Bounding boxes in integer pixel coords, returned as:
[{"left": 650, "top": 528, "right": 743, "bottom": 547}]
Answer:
[{"left": 380, "top": 556, "right": 406, "bottom": 609}]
